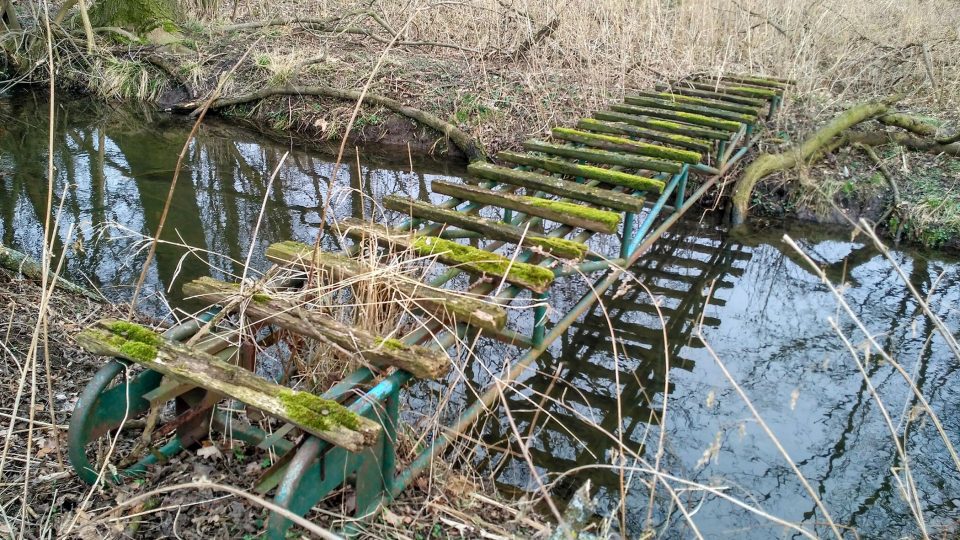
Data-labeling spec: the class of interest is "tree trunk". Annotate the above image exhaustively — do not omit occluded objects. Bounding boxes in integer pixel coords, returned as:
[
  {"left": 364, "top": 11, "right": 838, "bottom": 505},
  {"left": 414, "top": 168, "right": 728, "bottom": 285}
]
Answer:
[{"left": 90, "top": 0, "right": 178, "bottom": 34}]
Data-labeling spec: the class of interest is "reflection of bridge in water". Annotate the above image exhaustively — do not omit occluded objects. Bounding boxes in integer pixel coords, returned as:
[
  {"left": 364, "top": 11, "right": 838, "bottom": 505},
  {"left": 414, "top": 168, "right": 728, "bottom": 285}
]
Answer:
[{"left": 486, "top": 227, "right": 752, "bottom": 509}]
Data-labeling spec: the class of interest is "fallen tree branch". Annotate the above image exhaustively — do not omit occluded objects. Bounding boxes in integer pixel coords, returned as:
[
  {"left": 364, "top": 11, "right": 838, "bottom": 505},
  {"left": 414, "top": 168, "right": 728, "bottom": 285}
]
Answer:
[
  {"left": 730, "top": 100, "right": 893, "bottom": 224},
  {"left": 844, "top": 131, "right": 960, "bottom": 156},
  {"left": 936, "top": 130, "right": 960, "bottom": 145},
  {"left": 877, "top": 113, "right": 937, "bottom": 137},
  {"left": 172, "top": 84, "right": 486, "bottom": 161},
  {"left": 0, "top": 242, "right": 103, "bottom": 301}
]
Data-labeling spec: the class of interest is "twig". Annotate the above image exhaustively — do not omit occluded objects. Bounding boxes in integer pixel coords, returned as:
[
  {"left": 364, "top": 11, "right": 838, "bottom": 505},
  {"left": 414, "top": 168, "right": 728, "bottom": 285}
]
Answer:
[{"left": 852, "top": 142, "right": 901, "bottom": 230}]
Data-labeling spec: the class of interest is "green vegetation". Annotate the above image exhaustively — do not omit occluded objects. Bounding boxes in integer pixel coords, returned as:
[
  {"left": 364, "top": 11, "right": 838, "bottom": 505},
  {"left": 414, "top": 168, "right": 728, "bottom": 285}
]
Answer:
[
  {"left": 278, "top": 389, "right": 362, "bottom": 432},
  {"left": 411, "top": 236, "right": 555, "bottom": 291},
  {"left": 526, "top": 236, "right": 588, "bottom": 259},
  {"left": 522, "top": 196, "right": 621, "bottom": 232},
  {"left": 104, "top": 321, "right": 162, "bottom": 362}
]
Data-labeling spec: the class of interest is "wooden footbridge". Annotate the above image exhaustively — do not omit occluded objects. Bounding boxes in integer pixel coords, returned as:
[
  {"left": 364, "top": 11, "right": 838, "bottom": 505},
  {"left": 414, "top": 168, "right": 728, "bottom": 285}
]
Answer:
[{"left": 68, "top": 73, "right": 789, "bottom": 537}]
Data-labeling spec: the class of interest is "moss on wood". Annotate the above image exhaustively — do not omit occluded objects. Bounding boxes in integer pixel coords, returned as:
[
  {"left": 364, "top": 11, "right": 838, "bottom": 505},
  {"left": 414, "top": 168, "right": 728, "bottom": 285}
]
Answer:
[
  {"left": 410, "top": 235, "right": 555, "bottom": 293},
  {"left": 278, "top": 389, "right": 361, "bottom": 432},
  {"left": 521, "top": 197, "right": 621, "bottom": 232},
  {"left": 575, "top": 118, "right": 712, "bottom": 154},
  {"left": 611, "top": 103, "right": 743, "bottom": 132},
  {"left": 467, "top": 161, "right": 646, "bottom": 213},
  {"left": 265, "top": 241, "right": 507, "bottom": 331},
  {"left": 496, "top": 150, "right": 671, "bottom": 188},
  {"left": 431, "top": 180, "right": 625, "bottom": 234},
  {"left": 384, "top": 195, "right": 589, "bottom": 259},
  {"left": 552, "top": 127, "right": 702, "bottom": 164}
]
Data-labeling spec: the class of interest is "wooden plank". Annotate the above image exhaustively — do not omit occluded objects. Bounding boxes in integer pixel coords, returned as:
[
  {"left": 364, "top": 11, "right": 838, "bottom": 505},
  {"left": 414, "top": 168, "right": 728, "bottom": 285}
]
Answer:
[
  {"left": 655, "top": 84, "right": 767, "bottom": 107},
  {"left": 266, "top": 241, "right": 506, "bottom": 331},
  {"left": 383, "top": 195, "right": 589, "bottom": 260},
  {"left": 672, "top": 81, "right": 777, "bottom": 100},
  {"left": 75, "top": 319, "right": 382, "bottom": 452},
  {"left": 143, "top": 378, "right": 196, "bottom": 404},
  {"left": 694, "top": 75, "right": 787, "bottom": 93},
  {"left": 576, "top": 118, "right": 713, "bottom": 153},
  {"left": 593, "top": 111, "right": 731, "bottom": 141},
  {"left": 721, "top": 72, "right": 794, "bottom": 87},
  {"left": 182, "top": 277, "right": 451, "bottom": 379},
  {"left": 496, "top": 150, "right": 669, "bottom": 189},
  {"left": 551, "top": 128, "right": 702, "bottom": 164},
  {"left": 630, "top": 91, "right": 762, "bottom": 116},
  {"left": 622, "top": 95, "right": 757, "bottom": 123},
  {"left": 522, "top": 140, "right": 682, "bottom": 170},
  {"left": 431, "top": 181, "right": 622, "bottom": 234},
  {"left": 334, "top": 218, "right": 556, "bottom": 293},
  {"left": 610, "top": 103, "right": 743, "bottom": 132},
  {"left": 467, "top": 161, "right": 646, "bottom": 213}
]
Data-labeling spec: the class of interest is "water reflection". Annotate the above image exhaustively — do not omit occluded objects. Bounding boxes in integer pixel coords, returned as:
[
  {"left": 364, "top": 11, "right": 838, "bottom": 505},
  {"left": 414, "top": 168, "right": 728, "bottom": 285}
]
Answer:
[
  {"left": 474, "top": 222, "right": 960, "bottom": 537},
  {"left": 0, "top": 93, "right": 466, "bottom": 314}
]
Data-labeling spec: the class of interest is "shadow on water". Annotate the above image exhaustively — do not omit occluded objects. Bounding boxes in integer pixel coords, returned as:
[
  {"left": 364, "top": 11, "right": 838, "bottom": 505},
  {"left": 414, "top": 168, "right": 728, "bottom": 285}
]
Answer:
[{"left": 2, "top": 93, "right": 959, "bottom": 538}]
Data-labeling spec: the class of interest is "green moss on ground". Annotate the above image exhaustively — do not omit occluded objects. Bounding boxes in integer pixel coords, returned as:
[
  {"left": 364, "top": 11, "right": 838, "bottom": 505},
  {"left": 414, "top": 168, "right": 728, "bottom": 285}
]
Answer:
[{"left": 278, "top": 389, "right": 362, "bottom": 432}]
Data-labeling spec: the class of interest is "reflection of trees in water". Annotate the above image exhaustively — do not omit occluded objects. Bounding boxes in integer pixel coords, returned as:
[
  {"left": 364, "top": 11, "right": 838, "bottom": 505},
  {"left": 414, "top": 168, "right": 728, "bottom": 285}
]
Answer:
[{"left": 0, "top": 95, "right": 463, "bottom": 314}]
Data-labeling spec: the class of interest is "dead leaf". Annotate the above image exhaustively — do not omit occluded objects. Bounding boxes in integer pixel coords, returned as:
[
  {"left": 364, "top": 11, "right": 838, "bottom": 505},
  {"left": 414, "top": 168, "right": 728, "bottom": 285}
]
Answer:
[{"left": 196, "top": 445, "right": 223, "bottom": 460}]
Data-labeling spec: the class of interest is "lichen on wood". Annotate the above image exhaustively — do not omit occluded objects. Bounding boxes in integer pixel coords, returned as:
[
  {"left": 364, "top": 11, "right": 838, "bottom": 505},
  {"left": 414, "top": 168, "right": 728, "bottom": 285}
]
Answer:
[
  {"left": 730, "top": 100, "right": 893, "bottom": 224},
  {"left": 75, "top": 318, "right": 381, "bottom": 451},
  {"left": 575, "top": 118, "right": 712, "bottom": 154},
  {"left": 383, "top": 194, "right": 589, "bottom": 259},
  {"left": 496, "top": 150, "right": 668, "bottom": 190},
  {"left": 335, "top": 218, "right": 556, "bottom": 293},
  {"left": 551, "top": 127, "right": 702, "bottom": 164},
  {"left": 430, "top": 180, "right": 623, "bottom": 234},
  {"left": 611, "top": 103, "right": 743, "bottom": 132},
  {"left": 467, "top": 161, "right": 646, "bottom": 213}
]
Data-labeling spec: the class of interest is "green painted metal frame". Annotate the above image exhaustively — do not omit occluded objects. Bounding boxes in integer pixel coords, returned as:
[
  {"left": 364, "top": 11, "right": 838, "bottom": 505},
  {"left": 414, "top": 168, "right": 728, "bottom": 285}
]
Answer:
[{"left": 67, "top": 79, "right": 781, "bottom": 539}]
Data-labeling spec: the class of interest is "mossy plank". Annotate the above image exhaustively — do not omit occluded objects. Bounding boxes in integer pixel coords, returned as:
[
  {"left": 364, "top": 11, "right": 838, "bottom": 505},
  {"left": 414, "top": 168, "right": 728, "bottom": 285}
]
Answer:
[
  {"left": 655, "top": 84, "right": 767, "bottom": 107},
  {"left": 610, "top": 103, "right": 743, "bottom": 132},
  {"left": 630, "top": 91, "right": 762, "bottom": 116},
  {"left": 75, "top": 319, "right": 381, "bottom": 452},
  {"left": 694, "top": 76, "right": 786, "bottom": 94},
  {"left": 551, "top": 128, "right": 702, "bottom": 164},
  {"left": 622, "top": 95, "right": 756, "bottom": 124},
  {"left": 265, "top": 241, "right": 505, "bottom": 331},
  {"left": 431, "top": 180, "right": 622, "bottom": 234},
  {"left": 384, "top": 195, "right": 588, "bottom": 260},
  {"left": 467, "top": 162, "right": 646, "bottom": 213},
  {"left": 495, "top": 151, "right": 668, "bottom": 190},
  {"left": 594, "top": 111, "right": 730, "bottom": 141},
  {"left": 678, "top": 81, "right": 778, "bottom": 100},
  {"left": 722, "top": 73, "right": 795, "bottom": 87},
  {"left": 334, "top": 218, "right": 556, "bottom": 293},
  {"left": 575, "top": 118, "right": 712, "bottom": 154},
  {"left": 522, "top": 140, "right": 681, "bottom": 171},
  {"left": 182, "top": 276, "right": 450, "bottom": 379}
]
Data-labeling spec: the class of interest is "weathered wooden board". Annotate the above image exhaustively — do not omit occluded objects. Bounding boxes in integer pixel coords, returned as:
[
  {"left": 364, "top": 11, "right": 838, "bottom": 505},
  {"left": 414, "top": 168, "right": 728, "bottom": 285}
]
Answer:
[
  {"left": 384, "top": 195, "right": 589, "bottom": 260},
  {"left": 551, "top": 128, "right": 703, "bottom": 164},
  {"left": 266, "top": 241, "right": 506, "bottom": 331},
  {"left": 75, "top": 319, "right": 382, "bottom": 452},
  {"left": 467, "top": 162, "right": 647, "bottom": 213},
  {"left": 333, "top": 218, "right": 556, "bottom": 293},
  {"left": 496, "top": 150, "right": 669, "bottom": 189},
  {"left": 431, "top": 180, "right": 622, "bottom": 234},
  {"left": 182, "top": 277, "right": 450, "bottom": 379}
]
